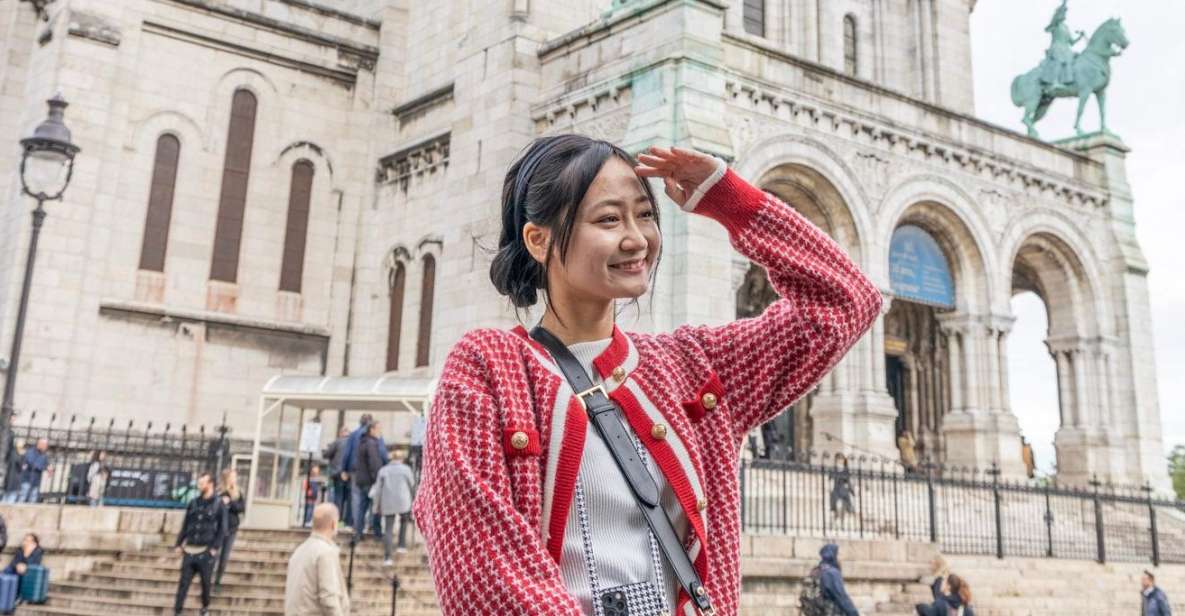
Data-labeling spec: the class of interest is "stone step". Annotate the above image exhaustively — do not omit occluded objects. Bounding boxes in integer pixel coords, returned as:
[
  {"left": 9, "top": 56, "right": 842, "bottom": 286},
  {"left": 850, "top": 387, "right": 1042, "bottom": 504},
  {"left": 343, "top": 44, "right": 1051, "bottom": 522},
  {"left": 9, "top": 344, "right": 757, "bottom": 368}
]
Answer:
[
  {"left": 70, "top": 569, "right": 439, "bottom": 598},
  {"left": 18, "top": 600, "right": 438, "bottom": 616},
  {"left": 48, "top": 578, "right": 433, "bottom": 611},
  {"left": 14, "top": 593, "right": 429, "bottom": 616},
  {"left": 117, "top": 551, "right": 426, "bottom": 574},
  {"left": 93, "top": 561, "right": 431, "bottom": 588}
]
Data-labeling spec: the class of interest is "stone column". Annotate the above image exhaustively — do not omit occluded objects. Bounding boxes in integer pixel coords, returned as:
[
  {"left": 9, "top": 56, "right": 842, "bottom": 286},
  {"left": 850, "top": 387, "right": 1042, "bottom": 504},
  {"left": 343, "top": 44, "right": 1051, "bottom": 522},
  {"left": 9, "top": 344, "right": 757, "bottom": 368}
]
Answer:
[
  {"left": 1058, "top": 132, "right": 1168, "bottom": 491},
  {"left": 939, "top": 314, "right": 1024, "bottom": 476},
  {"left": 997, "top": 325, "right": 1012, "bottom": 414},
  {"left": 1049, "top": 336, "right": 1094, "bottom": 485}
]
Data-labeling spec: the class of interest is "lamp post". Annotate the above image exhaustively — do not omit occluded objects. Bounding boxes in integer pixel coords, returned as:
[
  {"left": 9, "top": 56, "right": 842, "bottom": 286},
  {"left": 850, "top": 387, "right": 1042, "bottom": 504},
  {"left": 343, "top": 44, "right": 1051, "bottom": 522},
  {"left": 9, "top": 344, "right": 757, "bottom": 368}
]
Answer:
[{"left": 0, "top": 94, "right": 80, "bottom": 488}]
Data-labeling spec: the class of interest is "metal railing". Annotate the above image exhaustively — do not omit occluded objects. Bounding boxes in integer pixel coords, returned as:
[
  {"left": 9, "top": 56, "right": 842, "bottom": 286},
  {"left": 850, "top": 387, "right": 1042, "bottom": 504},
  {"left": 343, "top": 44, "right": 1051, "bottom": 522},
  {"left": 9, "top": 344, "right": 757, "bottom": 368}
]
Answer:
[
  {"left": 5, "top": 411, "right": 230, "bottom": 508},
  {"left": 740, "top": 452, "right": 1185, "bottom": 566}
]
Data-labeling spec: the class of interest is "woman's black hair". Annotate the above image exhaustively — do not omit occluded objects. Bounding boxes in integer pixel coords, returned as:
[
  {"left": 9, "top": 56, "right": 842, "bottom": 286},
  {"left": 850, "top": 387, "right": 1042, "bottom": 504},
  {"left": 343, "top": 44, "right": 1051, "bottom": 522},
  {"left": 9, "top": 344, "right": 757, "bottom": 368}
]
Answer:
[{"left": 489, "top": 134, "right": 661, "bottom": 315}]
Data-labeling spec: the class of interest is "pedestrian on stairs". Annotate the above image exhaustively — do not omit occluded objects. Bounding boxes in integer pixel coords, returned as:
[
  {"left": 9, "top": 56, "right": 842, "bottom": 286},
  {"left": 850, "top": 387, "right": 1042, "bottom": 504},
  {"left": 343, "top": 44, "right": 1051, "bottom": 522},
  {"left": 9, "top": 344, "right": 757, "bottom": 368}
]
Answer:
[
  {"left": 286, "top": 502, "right": 350, "bottom": 616},
  {"left": 350, "top": 421, "right": 385, "bottom": 544},
  {"left": 817, "top": 543, "right": 860, "bottom": 616},
  {"left": 371, "top": 451, "right": 417, "bottom": 566},
  {"left": 214, "top": 467, "right": 245, "bottom": 591},
  {"left": 172, "top": 472, "right": 226, "bottom": 616},
  {"left": 323, "top": 426, "right": 351, "bottom": 523},
  {"left": 916, "top": 573, "right": 974, "bottom": 616},
  {"left": 1142, "top": 570, "right": 1173, "bottom": 616}
]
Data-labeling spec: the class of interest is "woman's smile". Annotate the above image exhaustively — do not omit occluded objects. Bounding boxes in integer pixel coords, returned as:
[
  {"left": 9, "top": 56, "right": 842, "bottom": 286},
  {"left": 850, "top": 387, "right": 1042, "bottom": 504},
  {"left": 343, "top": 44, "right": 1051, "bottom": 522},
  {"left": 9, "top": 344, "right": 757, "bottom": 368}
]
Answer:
[{"left": 610, "top": 258, "right": 648, "bottom": 275}]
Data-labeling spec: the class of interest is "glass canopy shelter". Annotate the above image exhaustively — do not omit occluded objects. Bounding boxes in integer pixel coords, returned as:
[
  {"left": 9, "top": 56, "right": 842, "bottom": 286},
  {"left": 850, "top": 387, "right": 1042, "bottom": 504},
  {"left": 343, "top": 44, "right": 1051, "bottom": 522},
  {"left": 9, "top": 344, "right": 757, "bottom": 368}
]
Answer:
[{"left": 246, "top": 374, "right": 434, "bottom": 529}]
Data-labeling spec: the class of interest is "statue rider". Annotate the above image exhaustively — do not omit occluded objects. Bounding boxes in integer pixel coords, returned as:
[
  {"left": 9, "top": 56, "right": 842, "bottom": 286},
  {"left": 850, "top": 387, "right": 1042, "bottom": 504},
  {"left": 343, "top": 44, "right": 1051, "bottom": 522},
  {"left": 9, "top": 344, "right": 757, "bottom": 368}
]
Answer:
[{"left": 1040, "top": 0, "right": 1085, "bottom": 90}]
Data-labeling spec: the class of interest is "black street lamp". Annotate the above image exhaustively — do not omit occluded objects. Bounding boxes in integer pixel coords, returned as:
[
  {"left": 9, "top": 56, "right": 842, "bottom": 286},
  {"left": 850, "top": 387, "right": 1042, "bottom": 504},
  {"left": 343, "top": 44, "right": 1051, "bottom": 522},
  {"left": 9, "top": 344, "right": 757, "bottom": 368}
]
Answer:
[{"left": 0, "top": 94, "right": 80, "bottom": 486}]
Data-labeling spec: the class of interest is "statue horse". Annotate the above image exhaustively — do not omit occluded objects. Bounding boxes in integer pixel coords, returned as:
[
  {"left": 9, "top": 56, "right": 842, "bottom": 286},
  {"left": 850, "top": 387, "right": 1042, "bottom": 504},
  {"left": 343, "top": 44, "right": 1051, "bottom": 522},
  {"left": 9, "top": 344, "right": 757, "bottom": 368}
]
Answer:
[{"left": 1011, "top": 18, "right": 1129, "bottom": 139}]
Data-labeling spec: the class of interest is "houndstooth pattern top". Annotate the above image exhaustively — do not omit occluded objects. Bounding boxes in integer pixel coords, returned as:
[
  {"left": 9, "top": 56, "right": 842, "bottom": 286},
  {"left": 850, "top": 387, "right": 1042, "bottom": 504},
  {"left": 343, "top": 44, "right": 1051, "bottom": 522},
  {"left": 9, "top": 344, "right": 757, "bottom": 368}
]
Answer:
[{"left": 412, "top": 164, "right": 884, "bottom": 615}]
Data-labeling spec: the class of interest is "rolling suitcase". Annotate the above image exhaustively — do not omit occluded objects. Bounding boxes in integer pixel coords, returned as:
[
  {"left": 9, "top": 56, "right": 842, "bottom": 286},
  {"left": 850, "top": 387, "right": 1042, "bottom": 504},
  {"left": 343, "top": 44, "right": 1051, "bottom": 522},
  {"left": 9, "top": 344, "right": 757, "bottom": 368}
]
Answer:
[
  {"left": 19, "top": 565, "right": 48, "bottom": 604},
  {"left": 0, "top": 573, "right": 17, "bottom": 614}
]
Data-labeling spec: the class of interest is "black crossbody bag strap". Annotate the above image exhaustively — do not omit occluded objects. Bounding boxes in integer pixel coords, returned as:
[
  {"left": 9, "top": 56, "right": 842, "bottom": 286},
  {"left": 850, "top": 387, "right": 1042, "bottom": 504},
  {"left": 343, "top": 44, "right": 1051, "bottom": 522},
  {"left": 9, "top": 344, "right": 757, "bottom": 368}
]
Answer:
[{"left": 530, "top": 326, "right": 713, "bottom": 615}]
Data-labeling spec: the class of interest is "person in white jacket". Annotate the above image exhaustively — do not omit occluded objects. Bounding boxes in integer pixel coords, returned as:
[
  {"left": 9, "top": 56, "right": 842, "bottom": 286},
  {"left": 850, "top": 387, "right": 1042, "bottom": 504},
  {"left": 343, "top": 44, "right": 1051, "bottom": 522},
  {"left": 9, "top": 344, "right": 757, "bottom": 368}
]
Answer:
[{"left": 370, "top": 452, "right": 416, "bottom": 566}]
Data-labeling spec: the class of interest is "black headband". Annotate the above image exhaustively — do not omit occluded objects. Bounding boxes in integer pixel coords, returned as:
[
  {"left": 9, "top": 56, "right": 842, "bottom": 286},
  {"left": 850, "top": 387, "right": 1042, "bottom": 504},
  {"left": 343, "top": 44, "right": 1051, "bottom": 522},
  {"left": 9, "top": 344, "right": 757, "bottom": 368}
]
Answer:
[{"left": 511, "top": 139, "right": 565, "bottom": 234}]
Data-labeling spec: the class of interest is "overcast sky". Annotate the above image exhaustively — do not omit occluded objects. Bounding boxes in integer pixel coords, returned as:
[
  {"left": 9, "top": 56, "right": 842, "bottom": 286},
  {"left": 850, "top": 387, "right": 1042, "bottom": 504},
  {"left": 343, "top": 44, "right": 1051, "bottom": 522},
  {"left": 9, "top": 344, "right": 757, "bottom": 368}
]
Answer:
[{"left": 970, "top": 1, "right": 1185, "bottom": 474}]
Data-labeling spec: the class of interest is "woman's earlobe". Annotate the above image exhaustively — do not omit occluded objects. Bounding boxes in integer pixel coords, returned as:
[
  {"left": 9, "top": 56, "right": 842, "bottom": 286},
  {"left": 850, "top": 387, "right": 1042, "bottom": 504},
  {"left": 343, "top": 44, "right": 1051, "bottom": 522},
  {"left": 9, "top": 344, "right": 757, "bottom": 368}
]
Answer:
[{"left": 522, "top": 222, "right": 550, "bottom": 264}]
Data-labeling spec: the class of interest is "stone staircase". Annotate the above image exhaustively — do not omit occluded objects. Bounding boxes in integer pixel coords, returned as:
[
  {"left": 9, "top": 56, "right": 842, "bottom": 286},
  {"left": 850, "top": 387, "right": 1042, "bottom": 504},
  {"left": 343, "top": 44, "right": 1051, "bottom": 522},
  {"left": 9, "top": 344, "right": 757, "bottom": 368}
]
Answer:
[
  {"left": 877, "top": 555, "right": 1185, "bottom": 616},
  {"left": 18, "top": 528, "right": 440, "bottom": 615},
  {"left": 6, "top": 508, "right": 1185, "bottom": 615}
]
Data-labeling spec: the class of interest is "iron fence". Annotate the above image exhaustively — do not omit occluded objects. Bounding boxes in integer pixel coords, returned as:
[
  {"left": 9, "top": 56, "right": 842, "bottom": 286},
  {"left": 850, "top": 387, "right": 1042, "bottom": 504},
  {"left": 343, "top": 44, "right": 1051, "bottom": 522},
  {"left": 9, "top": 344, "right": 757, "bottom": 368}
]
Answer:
[
  {"left": 740, "top": 453, "right": 1185, "bottom": 566},
  {"left": 5, "top": 411, "right": 230, "bottom": 508}
]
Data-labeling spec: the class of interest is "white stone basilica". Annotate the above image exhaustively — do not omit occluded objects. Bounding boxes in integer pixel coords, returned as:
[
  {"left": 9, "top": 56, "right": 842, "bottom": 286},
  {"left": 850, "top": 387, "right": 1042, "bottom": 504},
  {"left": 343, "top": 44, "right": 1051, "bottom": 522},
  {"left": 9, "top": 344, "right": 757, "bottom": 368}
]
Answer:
[{"left": 0, "top": 0, "right": 1167, "bottom": 488}]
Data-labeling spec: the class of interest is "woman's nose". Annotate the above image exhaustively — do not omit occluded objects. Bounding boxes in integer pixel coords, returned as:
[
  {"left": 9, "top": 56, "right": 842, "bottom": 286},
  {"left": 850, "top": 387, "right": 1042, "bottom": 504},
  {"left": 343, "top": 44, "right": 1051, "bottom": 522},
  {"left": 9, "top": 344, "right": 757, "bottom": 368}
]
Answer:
[{"left": 620, "top": 220, "right": 647, "bottom": 251}]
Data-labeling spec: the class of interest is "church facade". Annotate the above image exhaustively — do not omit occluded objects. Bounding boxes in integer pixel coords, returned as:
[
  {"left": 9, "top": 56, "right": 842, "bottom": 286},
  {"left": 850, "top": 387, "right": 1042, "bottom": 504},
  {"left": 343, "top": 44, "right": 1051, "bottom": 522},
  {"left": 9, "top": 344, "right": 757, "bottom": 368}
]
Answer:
[{"left": 0, "top": 0, "right": 1166, "bottom": 487}]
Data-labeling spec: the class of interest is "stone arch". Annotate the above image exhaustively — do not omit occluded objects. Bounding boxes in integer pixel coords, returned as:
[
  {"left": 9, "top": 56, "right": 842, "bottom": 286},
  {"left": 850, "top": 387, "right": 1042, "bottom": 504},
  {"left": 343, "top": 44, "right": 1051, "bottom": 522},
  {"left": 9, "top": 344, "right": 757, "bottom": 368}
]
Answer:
[
  {"left": 125, "top": 109, "right": 208, "bottom": 153},
  {"left": 879, "top": 175, "right": 997, "bottom": 314},
  {"left": 734, "top": 134, "right": 875, "bottom": 267},
  {"left": 999, "top": 210, "right": 1110, "bottom": 339},
  {"left": 274, "top": 141, "right": 339, "bottom": 196},
  {"left": 206, "top": 67, "right": 282, "bottom": 156},
  {"left": 274, "top": 141, "right": 336, "bottom": 186}
]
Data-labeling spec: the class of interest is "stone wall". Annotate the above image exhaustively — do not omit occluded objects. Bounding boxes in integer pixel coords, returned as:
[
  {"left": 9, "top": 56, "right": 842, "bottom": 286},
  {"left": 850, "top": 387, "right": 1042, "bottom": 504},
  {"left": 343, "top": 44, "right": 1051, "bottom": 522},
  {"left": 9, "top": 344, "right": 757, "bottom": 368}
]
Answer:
[{"left": 0, "top": 504, "right": 183, "bottom": 578}]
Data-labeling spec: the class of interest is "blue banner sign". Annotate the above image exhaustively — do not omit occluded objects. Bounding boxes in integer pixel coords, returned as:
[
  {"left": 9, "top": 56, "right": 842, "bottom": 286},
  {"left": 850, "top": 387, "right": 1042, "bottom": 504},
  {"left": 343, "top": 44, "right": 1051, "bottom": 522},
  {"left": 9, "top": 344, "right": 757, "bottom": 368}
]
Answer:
[{"left": 889, "top": 225, "right": 955, "bottom": 309}]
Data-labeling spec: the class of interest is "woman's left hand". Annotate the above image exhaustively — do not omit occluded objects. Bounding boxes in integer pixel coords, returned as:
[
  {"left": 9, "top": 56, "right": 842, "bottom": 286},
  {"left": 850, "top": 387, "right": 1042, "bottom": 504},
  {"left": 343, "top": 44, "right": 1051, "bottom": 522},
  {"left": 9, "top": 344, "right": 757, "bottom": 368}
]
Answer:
[{"left": 635, "top": 146, "right": 719, "bottom": 208}]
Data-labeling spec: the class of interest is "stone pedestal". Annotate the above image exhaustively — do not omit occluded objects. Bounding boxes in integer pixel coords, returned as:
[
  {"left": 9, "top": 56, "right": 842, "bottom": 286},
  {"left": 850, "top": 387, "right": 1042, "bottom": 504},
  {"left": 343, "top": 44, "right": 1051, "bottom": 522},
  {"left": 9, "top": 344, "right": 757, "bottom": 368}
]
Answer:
[
  {"left": 811, "top": 391, "right": 899, "bottom": 462},
  {"left": 942, "top": 410, "right": 1025, "bottom": 477}
]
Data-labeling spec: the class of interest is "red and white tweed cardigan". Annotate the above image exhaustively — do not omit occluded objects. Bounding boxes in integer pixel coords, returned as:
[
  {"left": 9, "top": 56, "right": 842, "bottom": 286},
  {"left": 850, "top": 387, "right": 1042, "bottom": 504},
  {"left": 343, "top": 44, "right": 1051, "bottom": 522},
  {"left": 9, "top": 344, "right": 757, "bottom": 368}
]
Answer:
[{"left": 413, "top": 168, "right": 883, "bottom": 615}]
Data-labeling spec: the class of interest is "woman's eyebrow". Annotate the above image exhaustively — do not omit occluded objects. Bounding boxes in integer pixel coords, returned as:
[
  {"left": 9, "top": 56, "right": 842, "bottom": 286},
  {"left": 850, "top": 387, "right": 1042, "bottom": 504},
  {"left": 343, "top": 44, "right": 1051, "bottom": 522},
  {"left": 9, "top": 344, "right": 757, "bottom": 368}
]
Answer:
[{"left": 592, "top": 195, "right": 651, "bottom": 208}]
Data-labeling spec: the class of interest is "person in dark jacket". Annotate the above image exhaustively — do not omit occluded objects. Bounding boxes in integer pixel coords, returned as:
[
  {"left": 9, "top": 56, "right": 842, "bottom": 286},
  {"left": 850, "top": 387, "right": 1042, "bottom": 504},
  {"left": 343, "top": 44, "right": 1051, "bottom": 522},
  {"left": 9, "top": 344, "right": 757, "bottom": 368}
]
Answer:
[
  {"left": 350, "top": 422, "right": 384, "bottom": 542},
  {"left": 172, "top": 472, "right": 226, "bottom": 616},
  {"left": 213, "top": 468, "right": 245, "bottom": 591},
  {"left": 3, "top": 533, "right": 43, "bottom": 588},
  {"left": 0, "top": 513, "right": 7, "bottom": 554},
  {"left": 2, "top": 439, "right": 23, "bottom": 503},
  {"left": 829, "top": 454, "right": 856, "bottom": 524},
  {"left": 916, "top": 574, "right": 975, "bottom": 616},
  {"left": 323, "top": 426, "right": 351, "bottom": 522},
  {"left": 818, "top": 543, "right": 859, "bottom": 616},
  {"left": 342, "top": 415, "right": 388, "bottom": 536},
  {"left": 18, "top": 439, "right": 50, "bottom": 503},
  {"left": 1142, "top": 570, "right": 1173, "bottom": 616}
]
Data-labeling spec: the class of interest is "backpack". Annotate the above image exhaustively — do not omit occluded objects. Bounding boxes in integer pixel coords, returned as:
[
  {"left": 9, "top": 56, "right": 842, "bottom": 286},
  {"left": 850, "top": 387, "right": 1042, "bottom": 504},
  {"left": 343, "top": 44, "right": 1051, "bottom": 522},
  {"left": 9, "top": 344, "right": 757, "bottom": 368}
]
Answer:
[{"left": 799, "top": 566, "right": 843, "bottom": 616}]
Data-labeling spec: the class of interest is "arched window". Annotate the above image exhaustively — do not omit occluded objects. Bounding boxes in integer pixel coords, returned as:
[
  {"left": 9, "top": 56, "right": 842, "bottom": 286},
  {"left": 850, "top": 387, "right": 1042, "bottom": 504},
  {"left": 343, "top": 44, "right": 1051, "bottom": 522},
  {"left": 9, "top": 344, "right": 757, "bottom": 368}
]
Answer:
[
  {"left": 415, "top": 254, "right": 436, "bottom": 368},
  {"left": 386, "top": 262, "right": 406, "bottom": 372},
  {"left": 138, "top": 134, "right": 181, "bottom": 272},
  {"left": 279, "top": 160, "right": 314, "bottom": 293},
  {"left": 210, "top": 88, "right": 258, "bottom": 283},
  {"left": 743, "top": 0, "right": 765, "bottom": 37},
  {"left": 844, "top": 15, "right": 859, "bottom": 76}
]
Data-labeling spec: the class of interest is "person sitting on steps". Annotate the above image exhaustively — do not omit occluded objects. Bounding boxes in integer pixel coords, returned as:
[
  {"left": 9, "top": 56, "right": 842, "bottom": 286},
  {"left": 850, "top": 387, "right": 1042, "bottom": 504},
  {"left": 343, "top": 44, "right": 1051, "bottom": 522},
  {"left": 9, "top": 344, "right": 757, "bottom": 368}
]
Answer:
[{"left": 3, "top": 533, "right": 43, "bottom": 595}]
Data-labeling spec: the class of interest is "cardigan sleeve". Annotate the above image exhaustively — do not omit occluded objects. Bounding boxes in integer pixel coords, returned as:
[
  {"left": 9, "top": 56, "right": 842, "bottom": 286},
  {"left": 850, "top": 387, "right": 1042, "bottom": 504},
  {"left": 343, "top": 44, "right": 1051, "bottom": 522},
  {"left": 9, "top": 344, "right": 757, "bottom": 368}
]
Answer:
[
  {"left": 667, "top": 163, "right": 882, "bottom": 439},
  {"left": 413, "top": 337, "right": 581, "bottom": 615}
]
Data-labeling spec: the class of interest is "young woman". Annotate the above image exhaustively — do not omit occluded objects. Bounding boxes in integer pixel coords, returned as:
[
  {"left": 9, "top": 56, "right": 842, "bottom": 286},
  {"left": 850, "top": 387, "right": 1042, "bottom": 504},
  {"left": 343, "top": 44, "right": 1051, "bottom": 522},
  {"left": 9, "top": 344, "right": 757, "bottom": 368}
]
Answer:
[
  {"left": 86, "top": 450, "right": 109, "bottom": 506},
  {"left": 413, "top": 136, "right": 882, "bottom": 615},
  {"left": 214, "top": 468, "right": 245, "bottom": 590}
]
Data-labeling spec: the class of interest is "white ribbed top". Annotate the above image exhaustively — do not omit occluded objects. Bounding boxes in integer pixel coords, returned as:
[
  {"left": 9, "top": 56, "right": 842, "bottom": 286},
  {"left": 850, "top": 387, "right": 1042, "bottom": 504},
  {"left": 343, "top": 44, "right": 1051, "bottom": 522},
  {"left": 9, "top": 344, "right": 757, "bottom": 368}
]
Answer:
[{"left": 559, "top": 338, "right": 685, "bottom": 614}]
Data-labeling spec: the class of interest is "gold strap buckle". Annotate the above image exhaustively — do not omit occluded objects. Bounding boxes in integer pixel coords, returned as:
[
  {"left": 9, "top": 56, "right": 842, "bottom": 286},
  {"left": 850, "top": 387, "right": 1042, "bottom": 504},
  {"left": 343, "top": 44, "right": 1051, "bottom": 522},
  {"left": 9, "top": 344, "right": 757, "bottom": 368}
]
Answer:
[{"left": 575, "top": 383, "right": 607, "bottom": 407}]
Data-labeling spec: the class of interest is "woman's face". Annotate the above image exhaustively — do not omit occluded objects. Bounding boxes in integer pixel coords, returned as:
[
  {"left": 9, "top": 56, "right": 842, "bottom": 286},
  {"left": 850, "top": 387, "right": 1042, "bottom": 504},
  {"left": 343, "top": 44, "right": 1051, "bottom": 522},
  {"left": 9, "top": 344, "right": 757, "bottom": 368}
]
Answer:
[{"left": 535, "top": 157, "right": 660, "bottom": 306}]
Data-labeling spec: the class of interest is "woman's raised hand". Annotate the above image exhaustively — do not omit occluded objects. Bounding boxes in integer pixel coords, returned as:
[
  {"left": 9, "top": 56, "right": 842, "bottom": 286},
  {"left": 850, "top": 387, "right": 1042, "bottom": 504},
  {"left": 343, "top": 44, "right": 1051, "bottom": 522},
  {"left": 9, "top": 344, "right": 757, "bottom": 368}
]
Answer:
[{"left": 634, "top": 146, "right": 719, "bottom": 208}]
